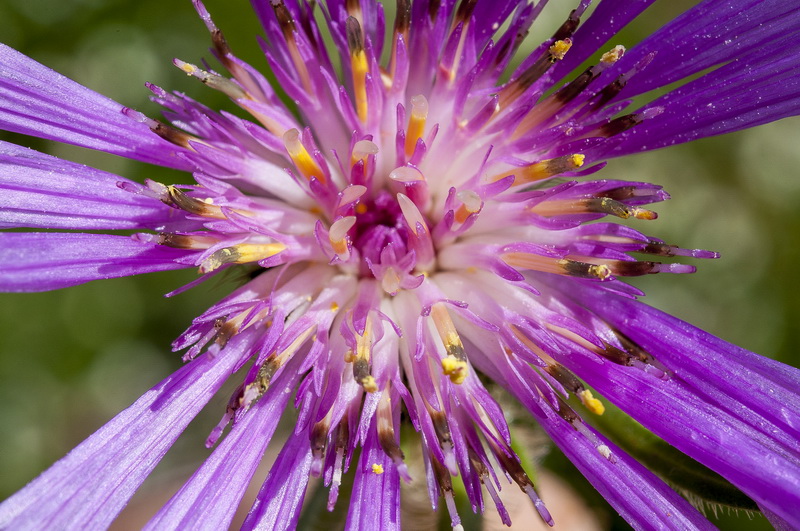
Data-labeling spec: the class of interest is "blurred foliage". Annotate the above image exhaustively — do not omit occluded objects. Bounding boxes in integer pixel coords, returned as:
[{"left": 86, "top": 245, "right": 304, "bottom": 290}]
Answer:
[{"left": 0, "top": 1, "right": 798, "bottom": 530}]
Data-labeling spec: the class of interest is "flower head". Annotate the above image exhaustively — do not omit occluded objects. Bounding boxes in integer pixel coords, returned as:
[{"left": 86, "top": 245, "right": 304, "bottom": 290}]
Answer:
[{"left": 2, "top": 0, "right": 800, "bottom": 529}]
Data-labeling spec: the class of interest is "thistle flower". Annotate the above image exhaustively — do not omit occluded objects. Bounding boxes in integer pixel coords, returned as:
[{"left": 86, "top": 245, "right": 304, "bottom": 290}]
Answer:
[{"left": 2, "top": 0, "right": 800, "bottom": 529}]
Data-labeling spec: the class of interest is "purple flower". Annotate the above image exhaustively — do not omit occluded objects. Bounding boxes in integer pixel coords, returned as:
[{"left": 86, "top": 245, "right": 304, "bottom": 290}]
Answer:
[{"left": 2, "top": 0, "right": 800, "bottom": 529}]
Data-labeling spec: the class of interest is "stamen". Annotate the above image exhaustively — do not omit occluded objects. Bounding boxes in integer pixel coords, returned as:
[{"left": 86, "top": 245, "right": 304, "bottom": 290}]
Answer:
[
  {"left": 491, "top": 154, "right": 585, "bottom": 184},
  {"left": 389, "top": 0, "right": 410, "bottom": 77},
  {"left": 430, "top": 303, "right": 469, "bottom": 384},
  {"left": 347, "top": 17, "right": 369, "bottom": 122},
  {"left": 377, "top": 387, "right": 412, "bottom": 481},
  {"left": 352, "top": 316, "right": 378, "bottom": 392},
  {"left": 283, "top": 128, "right": 325, "bottom": 183},
  {"left": 173, "top": 59, "right": 247, "bottom": 100},
  {"left": 199, "top": 242, "right": 286, "bottom": 273},
  {"left": 502, "top": 252, "right": 611, "bottom": 280},
  {"left": 498, "top": 39, "right": 572, "bottom": 109},
  {"left": 405, "top": 95, "right": 429, "bottom": 157},
  {"left": 157, "top": 233, "right": 218, "bottom": 250},
  {"left": 274, "top": 1, "right": 313, "bottom": 93},
  {"left": 163, "top": 186, "right": 226, "bottom": 218},
  {"left": 371, "top": 463, "right": 384, "bottom": 474},
  {"left": 531, "top": 197, "right": 657, "bottom": 220}
]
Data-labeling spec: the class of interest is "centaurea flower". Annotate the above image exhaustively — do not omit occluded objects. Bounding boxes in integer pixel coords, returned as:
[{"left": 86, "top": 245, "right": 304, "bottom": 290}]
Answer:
[{"left": 1, "top": 0, "right": 800, "bottom": 529}]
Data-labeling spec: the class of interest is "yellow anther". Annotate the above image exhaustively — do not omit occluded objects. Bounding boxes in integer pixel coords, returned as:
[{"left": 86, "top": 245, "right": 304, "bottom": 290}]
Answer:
[
  {"left": 361, "top": 375, "right": 379, "bottom": 393},
  {"left": 405, "top": 94, "right": 428, "bottom": 157},
  {"left": 442, "top": 356, "right": 468, "bottom": 385},
  {"left": 491, "top": 153, "right": 585, "bottom": 185},
  {"left": 199, "top": 242, "right": 286, "bottom": 274},
  {"left": 601, "top": 45, "right": 626, "bottom": 64},
  {"left": 330, "top": 302, "right": 339, "bottom": 312},
  {"left": 580, "top": 390, "right": 606, "bottom": 415},
  {"left": 549, "top": 39, "right": 573, "bottom": 61},
  {"left": 355, "top": 202, "right": 368, "bottom": 215},
  {"left": 372, "top": 463, "right": 384, "bottom": 474},
  {"left": 283, "top": 129, "right": 325, "bottom": 183}
]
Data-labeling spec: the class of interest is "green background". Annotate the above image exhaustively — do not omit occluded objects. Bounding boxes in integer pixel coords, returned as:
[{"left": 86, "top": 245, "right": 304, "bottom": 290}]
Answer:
[{"left": 0, "top": 0, "right": 797, "bottom": 529}]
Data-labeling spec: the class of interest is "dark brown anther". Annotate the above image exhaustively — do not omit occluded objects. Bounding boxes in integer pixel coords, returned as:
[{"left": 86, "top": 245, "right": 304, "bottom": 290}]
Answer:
[
  {"left": 215, "top": 319, "right": 239, "bottom": 348},
  {"left": 552, "top": 9, "right": 580, "bottom": 41},
  {"left": 352, "top": 357, "right": 370, "bottom": 382},
  {"left": 554, "top": 67, "right": 597, "bottom": 104},
  {"left": 599, "top": 113, "right": 642, "bottom": 137},
  {"left": 165, "top": 186, "right": 215, "bottom": 216},
  {"left": 555, "top": 395, "right": 580, "bottom": 424},
  {"left": 346, "top": 16, "right": 365, "bottom": 54},
  {"left": 395, "top": 0, "right": 410, "bottom": 34},
  {"left": 610, "top": 329, "right": 652, "bottom": 363},
  {"left": 607, "top": 260, "right": 660, "bottom": 276},
  {"left": 596, "top": 343, "right": 636, "bottom": 366},
  {"left": 346, "top": 0, "right": 361, "bottom": 15},
  {"left": 310, "top": 420, "right": 329, "bottom": 460},
  {"left": 642, "top": 241, "right": 678, "bottom": 257},
  {"left": 430, "top": 411, "right": 453, "bottom": 446},
  {"left": 211, "top": 29, "right": 234, "bottom": 71},
  {"left": 428, "top": 0, "right": 441, "bottom": 21},
  {"left": 150, "top": 120, "right": 193, "bottom": 148},
  {"left": 429, "top": 453, "right": 454, "bottom": 492},
  {"left": 157, "top": 233, "right": 194, "bottom": 248},
  {"left": 378, "top": 429, "right": 406, "bottom": 463},
  {"left": 454, "top": 0, "right": 478, "bottom": 25},
  {"left": 592, "top": 78, "right": 627, "bottom": 109},
  {"left": 273, "top": 1, "right": 297, "bottom": 38},
  {"left": 596, "top": 186, "right": 638, "bottom": 201},
  {"left": 544, "top": 363, "right": 585, "bottom": 394}
]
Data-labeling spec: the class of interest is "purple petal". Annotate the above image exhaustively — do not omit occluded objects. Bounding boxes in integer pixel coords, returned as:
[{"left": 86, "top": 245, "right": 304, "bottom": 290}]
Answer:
[
  {"left": 145, "top": 357, "right": 302, "bottom": 530},
  {"left": 0, "top": 349, "right": 245, "bottom": 529},
  {"left": 0, "top": 232, "right": 194, "bottom": 292},
  {"left": 555, "top": 282, "right": 800, "bottom": 527},
  {"left": 540, "top": 412, "right": 715, "bottom": 530},
  {"left": 344, "top": 418, "right": 401, "bottom": 531},
  {"left": 241, "top": 429, "right": 313, "bottom": 531},
  {"left": 0, "top": 141, "right": 176, "bottom": 230},
  {"left": 0, "top": 44, "right": 192, "bottom": 170}
]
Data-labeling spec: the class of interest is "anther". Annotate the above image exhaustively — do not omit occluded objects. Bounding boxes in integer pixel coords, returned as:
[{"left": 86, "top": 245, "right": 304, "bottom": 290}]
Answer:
[
  {"left": 346, "top": 17, "right": 369, "bottom": 122},
  {"left": 199, "top": 243, "right": 286, "bottom": 274},
  {"left": 492, "top": 154, "right": 584, "bottom": 184}
]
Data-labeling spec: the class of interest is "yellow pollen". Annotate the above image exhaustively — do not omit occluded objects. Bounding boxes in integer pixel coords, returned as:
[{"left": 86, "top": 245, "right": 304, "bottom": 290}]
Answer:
[
  {"left": 580, "top": 390, "right": 606, "bottom": 415},
  {"left": 549, "top": 39, "right": 573, "bottom": 61},
  {"left": 283, "top": 129, "right": 325, "bottom": 183},
  {"left": 361, "top": 375, "right": 379, "bottom": 393},
  {"left": 442, "top": 356, "right": 468, "bottom": 384},
  {"left": 601, "top": 45, "right": 626, "bottom": 64},
  {"left": 330, "top": 302, "right": 339, "bottom": 312},
  {"left": 199, "top": 242, "right": 286, "bottom": 274},
  {"left": 371, "top": 463, "right": 384, "bottom": 474},
  {"left": 492, "top": 153, "right": 585, "bottom": 184},
  {"left": 405, "top": 94, "right": 428, "bottom": 157}
]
